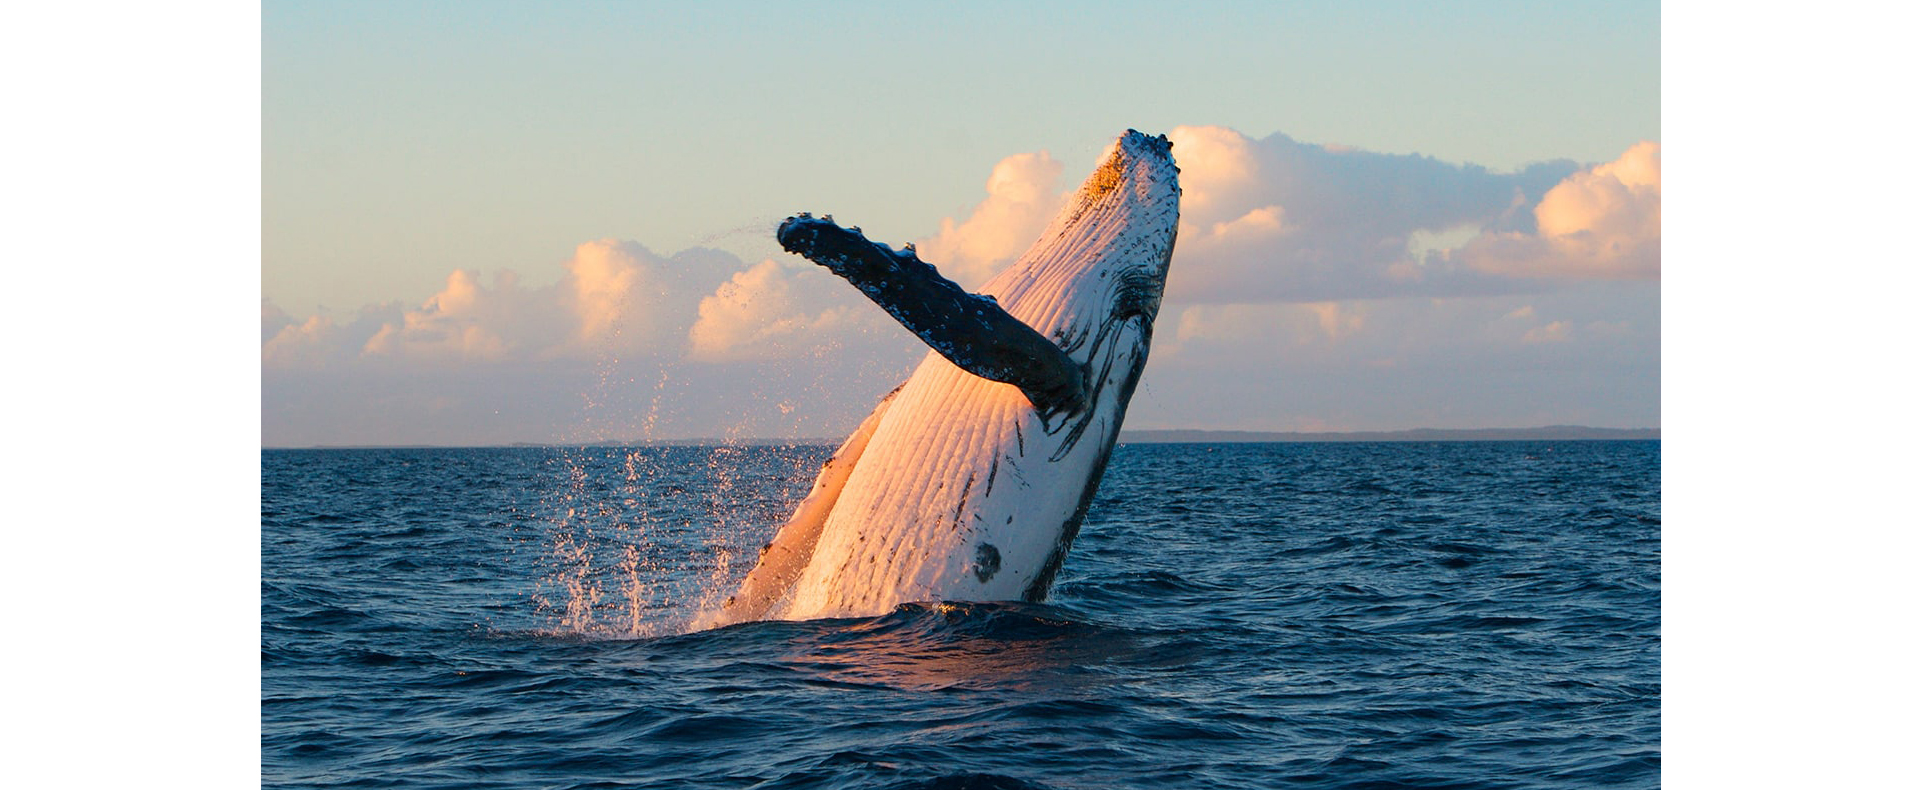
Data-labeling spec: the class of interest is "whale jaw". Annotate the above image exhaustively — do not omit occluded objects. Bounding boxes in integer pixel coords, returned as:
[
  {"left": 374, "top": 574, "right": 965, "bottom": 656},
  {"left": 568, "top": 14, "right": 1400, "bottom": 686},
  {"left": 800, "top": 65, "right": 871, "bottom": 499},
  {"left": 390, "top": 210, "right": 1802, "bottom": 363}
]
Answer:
[{"left": 707, "top": 130, "right": 1180, "bottom": 624}]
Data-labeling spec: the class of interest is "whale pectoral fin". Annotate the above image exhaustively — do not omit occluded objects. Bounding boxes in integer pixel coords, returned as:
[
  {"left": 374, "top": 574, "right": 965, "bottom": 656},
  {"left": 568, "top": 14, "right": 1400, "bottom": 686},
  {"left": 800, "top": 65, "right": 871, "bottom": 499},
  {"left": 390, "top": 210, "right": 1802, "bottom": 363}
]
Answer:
[
  {"left": 777, "top": 215, "right": 1087, "bottom": 415},
  {"left": 699, "top": 384, "right": 901, "bottom": 628}
]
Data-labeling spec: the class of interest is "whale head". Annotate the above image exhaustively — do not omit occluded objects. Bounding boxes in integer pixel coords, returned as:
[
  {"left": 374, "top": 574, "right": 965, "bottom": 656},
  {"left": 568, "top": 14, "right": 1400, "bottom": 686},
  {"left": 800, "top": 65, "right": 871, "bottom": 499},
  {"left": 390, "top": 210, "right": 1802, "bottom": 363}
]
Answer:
[
  {"left": 981, "top": 130, "right": 1180, "bottom": 429},
  {"left": 984, "top": 130, "right": 1180, "bottom": 365}
]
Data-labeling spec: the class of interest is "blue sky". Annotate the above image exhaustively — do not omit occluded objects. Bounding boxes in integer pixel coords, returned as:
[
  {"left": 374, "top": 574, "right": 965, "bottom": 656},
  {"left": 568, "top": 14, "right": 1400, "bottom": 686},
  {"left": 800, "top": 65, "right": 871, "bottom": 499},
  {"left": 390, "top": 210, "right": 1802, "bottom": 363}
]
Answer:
[{"left": 261, "top": 0, "right": 1662, "bottom": 445}]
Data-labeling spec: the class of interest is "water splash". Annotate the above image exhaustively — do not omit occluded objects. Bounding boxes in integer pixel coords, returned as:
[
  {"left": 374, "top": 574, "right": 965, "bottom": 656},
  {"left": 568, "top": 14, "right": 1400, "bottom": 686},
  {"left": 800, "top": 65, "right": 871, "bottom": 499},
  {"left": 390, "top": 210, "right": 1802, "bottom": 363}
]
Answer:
[
  {"left": 528, "top": 266, "right": 920, "bottom": 638},
  {"left": 693, "top": 217, "right": 788, "bottom": 253},
  {"left": 530, "top": 357, "right": 807, "bottom": 638}
]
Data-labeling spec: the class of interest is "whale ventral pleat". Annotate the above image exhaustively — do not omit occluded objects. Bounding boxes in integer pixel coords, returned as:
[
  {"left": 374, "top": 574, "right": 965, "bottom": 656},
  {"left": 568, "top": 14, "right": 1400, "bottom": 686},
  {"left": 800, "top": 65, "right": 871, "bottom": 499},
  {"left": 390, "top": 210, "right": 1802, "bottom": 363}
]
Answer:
[{"left": 711, "top": 129, "right": 1181, "bottom": 624}]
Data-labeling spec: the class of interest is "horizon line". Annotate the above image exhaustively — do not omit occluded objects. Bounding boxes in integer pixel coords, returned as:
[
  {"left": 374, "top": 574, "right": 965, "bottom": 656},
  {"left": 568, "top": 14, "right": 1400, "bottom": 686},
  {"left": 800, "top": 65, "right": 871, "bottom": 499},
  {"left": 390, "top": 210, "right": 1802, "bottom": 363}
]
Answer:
[{"left": 262, "top": 425, "right": 1660, "bottom": 451}]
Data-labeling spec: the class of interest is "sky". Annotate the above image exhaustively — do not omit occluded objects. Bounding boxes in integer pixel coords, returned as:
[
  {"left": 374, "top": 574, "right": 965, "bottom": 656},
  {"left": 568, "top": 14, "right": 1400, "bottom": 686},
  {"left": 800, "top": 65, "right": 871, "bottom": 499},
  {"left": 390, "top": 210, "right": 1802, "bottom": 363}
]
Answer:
[{"left": 262, "top": 0, "right": 1661, "bottom": 446}]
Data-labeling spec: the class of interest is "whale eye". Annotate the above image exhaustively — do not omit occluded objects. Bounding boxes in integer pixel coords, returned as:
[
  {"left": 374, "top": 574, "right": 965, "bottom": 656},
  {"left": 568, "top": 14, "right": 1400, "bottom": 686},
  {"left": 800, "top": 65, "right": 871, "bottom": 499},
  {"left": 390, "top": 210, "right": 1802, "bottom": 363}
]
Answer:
[{"left": 972, "top": 542, "right": 1002, "bottom": 583}]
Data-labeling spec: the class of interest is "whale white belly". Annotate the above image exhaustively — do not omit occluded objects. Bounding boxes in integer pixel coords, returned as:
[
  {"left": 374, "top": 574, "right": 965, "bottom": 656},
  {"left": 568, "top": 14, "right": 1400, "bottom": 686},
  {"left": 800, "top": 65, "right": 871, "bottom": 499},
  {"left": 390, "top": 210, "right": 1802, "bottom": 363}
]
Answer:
[{"left": 782, "top": 335, "right": 1141, "bottom": 619}]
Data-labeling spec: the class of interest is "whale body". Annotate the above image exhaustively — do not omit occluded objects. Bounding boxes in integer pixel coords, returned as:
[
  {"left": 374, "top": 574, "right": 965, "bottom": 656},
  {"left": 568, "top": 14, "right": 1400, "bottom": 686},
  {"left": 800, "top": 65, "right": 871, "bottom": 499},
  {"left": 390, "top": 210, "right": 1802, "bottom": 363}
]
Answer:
[{"left": 703, "top": 130, "right": 1180, "bottom": 625}]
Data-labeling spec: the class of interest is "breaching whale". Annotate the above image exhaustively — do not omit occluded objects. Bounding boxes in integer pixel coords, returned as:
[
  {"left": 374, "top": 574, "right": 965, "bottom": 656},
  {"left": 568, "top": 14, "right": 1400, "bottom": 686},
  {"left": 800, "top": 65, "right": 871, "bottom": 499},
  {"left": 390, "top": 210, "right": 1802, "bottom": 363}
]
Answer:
[{"left": 702, "top": 130, "right": 1180, "bottom": 626}]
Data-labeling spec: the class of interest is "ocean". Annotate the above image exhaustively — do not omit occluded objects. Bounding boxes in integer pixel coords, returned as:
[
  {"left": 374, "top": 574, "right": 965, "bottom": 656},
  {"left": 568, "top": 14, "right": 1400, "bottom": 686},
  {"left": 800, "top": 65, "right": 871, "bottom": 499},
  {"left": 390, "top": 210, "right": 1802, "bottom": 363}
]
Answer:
[{"left": 261, "top": 440, "right": 1659, "bottom": 789}]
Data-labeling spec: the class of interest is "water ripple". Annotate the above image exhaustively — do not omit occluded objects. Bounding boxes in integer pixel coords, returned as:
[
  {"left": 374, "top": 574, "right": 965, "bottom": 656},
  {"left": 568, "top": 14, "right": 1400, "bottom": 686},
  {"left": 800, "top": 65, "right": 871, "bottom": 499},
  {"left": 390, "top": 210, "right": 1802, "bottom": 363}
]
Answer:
[{"left": 263, "top": 441, "right": 1659, "bottom": 789}]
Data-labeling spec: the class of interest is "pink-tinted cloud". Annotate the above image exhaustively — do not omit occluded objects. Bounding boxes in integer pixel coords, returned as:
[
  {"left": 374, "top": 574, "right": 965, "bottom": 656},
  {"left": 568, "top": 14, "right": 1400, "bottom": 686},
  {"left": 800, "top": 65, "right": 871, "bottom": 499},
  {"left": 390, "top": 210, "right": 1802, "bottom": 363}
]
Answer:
[
  {"left": 911, "top": 151, "right": 1067, "bottom": 289},
  {"left": 1454, "top": 142, "right": 1661, "bottom": 279},
  {"left": 262, "top": 299, "right": 404, "bottom": 368},
  {"left": 263, "top": 127, "right": 1660, "bottom": 445},
  {"left": 686, "top": 259, "right": 874, "bottom": 362},
  {"left": 265, "top": 128, "right": 1658, "bottom": 375},
  {"left": 568, "top": 240, "right": 649, "bottom": 345},
  {"left": 263, "top": 242, "right": 741, "bottom": 368},
  {"left": 1161, "top": 125, "right": 1264, "bottom": 223},
  {"left": 907, "top": 126, "right": 1659, "bottom": 304},
  {"left": 359, "top": 268, "right": 566, "bottom": 362}
]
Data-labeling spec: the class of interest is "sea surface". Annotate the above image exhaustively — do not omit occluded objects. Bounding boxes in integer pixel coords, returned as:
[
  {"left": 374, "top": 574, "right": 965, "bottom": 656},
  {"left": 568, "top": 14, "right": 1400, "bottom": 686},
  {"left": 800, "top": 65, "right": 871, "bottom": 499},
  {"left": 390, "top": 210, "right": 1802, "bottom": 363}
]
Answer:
[{"left": 262, "top": 441, "right": 1659, "bottom": 789}]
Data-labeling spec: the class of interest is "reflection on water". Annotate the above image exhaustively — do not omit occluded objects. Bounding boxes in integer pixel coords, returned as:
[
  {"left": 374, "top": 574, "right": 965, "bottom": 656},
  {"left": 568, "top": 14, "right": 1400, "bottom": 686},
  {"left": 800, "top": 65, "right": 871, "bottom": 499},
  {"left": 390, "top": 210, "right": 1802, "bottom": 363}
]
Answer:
[{"left": 782, "top": 602, "right": 1156, "bottom": 694}]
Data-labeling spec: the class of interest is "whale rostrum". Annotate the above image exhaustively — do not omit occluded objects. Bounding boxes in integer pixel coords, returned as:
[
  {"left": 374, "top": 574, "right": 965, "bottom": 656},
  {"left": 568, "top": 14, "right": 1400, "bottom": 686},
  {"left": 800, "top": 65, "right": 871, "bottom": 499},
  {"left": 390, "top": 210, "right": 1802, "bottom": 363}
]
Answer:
[{"left": 701, "top": 130, "right": 1180, "bottom": 626}]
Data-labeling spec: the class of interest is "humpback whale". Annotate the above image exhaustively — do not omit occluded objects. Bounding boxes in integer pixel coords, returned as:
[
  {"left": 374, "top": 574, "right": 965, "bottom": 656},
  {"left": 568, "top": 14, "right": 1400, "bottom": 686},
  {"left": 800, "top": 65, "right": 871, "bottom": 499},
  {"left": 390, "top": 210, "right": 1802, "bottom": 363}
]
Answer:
[{"left": 702, "top": 130, "right": 1180, "bottom": 626}]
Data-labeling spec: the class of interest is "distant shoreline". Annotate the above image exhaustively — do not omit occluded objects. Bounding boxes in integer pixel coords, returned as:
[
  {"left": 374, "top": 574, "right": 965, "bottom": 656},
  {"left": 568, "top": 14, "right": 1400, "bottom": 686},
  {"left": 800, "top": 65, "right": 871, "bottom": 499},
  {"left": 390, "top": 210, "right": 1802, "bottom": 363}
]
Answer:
[
  {"left": 265, "top": 425, "right": 1658, "bottom": 450},
  {"left": 1117, "top": 426, "right": 1659, "bottom": 443}
]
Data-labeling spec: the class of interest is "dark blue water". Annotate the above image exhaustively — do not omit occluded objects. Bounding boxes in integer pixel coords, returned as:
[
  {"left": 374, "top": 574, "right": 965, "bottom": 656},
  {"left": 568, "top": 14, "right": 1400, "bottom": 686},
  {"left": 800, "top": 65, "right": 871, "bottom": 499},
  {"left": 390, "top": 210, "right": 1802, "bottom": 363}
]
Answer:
[{"left": 262, "top": 441, "right": 1659, "bottom": 789}]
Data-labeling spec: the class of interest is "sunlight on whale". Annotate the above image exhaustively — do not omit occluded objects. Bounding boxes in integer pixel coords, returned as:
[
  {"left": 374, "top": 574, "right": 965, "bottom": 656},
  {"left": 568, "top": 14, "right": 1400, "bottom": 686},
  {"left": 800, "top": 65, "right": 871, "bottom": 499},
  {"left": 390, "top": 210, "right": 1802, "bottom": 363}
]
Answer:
[{"left": 697, "top": 130, "right": 1181, "bottom": 627}]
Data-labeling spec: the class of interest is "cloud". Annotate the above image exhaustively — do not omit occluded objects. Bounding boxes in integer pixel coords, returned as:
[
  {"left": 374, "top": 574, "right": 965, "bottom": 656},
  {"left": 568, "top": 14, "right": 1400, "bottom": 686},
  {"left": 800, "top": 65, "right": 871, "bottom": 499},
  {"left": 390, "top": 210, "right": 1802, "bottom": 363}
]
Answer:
[
  {"left": 1160, "top": 125, "right": 1263, "bottom": 223},
  {"left": 262, "top": 299, "right": 403, "bottom": 368},
  {"left": 261, "top": 239, "right": 923, "bottom": 445},
  {"left": 262, "top": 299, "right": 294, "bottom": 343},
  {"left": 264, "top": 242, "right": 742, "bottom": 368},
  {"left": 1453, "top": 142, "right": 1661, "bottom": 279},
  {"left": 1131, "top": 283, "right": 1659, "bottom": 432},
  {"left": 568, "top": 240, "right": 651, "bottom": 345},
  {"left": 561, "top": 240, "right": 747, "bottom": 351},
  {"left": 1523, "top": 321, "right": 1573, "bottom": 343},
  {"left": 911, "top": 151, "right": 1066, "bottom": 289},
  {"left": 686, "top": 258, "right": 874, "bottom": 361},
  {"left": 265, "top": 128, "right": 1660, "bottom": 375},
  {"left": 359, "top": 268, "right": 566, "bottom": 362},
  {"left": 909, "top": 127, "right": 1659, "bottom": 304},
  {"left": 263, "top": 126, "right": 1660, "bottom": 444},
  {"left": 1171, "top": 301, "right": 1367, "bottom": 348},
  {"left": 1161, "top": 125, "right": 1596, "bottom": 302}
]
